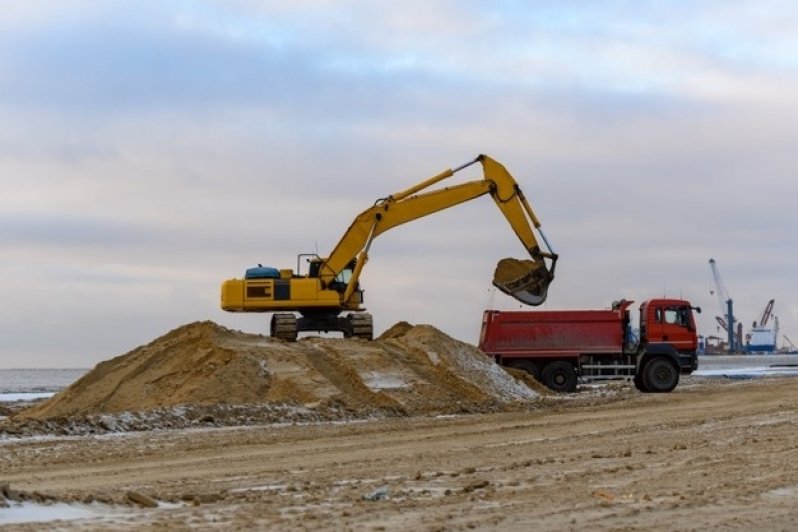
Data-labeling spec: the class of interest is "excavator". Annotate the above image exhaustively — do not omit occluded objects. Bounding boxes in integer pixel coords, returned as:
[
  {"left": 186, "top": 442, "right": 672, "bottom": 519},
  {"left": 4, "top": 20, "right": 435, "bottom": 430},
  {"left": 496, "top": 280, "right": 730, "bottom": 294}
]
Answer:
[{"left": 220, "top": 154, "right": 558, "bottom": 341}]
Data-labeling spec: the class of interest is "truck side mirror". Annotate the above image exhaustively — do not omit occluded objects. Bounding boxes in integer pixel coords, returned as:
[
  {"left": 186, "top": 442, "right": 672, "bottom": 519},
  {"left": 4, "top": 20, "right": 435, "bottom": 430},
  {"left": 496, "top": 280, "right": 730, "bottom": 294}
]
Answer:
[{"left": 693, "top": 306, "right": 702, "bottom": 314}]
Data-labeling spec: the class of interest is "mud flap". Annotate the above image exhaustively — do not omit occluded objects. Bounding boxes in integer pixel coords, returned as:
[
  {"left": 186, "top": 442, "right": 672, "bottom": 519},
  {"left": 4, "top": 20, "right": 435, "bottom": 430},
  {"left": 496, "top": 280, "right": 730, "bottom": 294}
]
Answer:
[{"left": 492, "top": 257, "right": 553, "bottom": 306}]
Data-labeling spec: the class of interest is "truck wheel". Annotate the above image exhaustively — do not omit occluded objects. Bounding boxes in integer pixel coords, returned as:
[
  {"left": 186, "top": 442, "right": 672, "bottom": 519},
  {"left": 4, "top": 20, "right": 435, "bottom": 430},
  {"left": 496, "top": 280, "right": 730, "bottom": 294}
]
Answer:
[
  {"left": 641, "top": 357, "right": 679, "bottom": 393},
  {"left": 505, "top": 360, "right": 541, "bottom": 382},
  {"left": 541, "top": 361, "right": 578, "bottom": 393}
]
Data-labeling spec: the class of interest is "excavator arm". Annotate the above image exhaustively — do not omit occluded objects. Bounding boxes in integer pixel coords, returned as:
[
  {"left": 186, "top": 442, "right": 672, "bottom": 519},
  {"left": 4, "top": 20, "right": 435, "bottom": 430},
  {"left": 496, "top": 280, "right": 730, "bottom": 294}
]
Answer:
[{"left": 317, "top": 154, "right": 557, "bottom": 306}]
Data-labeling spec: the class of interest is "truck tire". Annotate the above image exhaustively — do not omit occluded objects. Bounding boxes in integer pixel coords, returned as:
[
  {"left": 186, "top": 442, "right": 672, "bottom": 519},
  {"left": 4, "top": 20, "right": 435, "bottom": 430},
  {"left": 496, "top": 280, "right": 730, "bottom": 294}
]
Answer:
[
  {"left": 641, "top": 357, "right": 679, "bottom": 393},
  {"left": 541, "top": 361, "right": 578, "bottom": 393},
  {"left": 505, "top": 360, "right": 541, "bottom": 382}
]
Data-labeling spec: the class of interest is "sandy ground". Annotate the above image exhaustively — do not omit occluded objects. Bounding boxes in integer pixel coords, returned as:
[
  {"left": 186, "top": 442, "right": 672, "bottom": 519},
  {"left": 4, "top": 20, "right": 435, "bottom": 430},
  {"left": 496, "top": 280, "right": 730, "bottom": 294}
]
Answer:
[{"left": 2, "top": 376, "right": 797, "bottom": 530}]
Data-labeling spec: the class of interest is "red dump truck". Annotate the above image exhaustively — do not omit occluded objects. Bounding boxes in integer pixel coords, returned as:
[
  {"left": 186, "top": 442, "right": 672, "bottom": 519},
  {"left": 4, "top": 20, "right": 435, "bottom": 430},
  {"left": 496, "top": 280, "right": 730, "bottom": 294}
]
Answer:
[{"left": 478, "top": 298, "right": 700, "bottom": 393}]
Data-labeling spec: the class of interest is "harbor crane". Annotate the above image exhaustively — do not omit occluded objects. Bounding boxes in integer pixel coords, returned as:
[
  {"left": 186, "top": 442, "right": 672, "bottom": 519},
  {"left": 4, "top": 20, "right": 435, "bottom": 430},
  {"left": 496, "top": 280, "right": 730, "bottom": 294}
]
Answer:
[
  {"left": 708, "top": 258, "right": 736, "bottom": 352},
  {"left": 754, "top": 299, "right": 775, "bottom": 328}
]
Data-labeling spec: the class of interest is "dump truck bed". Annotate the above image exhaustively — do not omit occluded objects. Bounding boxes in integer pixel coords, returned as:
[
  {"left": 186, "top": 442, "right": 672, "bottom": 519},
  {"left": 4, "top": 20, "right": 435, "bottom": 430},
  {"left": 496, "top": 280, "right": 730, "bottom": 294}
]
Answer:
[{"left": 478, "top": 302, "right": 632, "bottom": 359}]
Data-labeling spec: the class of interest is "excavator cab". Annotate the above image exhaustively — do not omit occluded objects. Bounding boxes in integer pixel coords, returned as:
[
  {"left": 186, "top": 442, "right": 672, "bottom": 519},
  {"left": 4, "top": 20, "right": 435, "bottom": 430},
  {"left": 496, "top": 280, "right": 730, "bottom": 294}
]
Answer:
[
  {"left": 328, "top": 260, "right": 358, "bottom": 294},
  {"left": 306, "top": 256, "right": 358, "bottom": 294}
]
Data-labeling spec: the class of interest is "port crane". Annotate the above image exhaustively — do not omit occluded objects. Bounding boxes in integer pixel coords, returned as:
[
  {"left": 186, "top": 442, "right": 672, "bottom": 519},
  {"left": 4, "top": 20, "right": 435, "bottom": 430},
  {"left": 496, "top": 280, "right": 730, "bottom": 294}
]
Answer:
[
  {"left": 708, "top": 258, "right": 737, "bottom": 352},
  {"left": 754, "top": 299, "right": 775, "bottom": 328}
]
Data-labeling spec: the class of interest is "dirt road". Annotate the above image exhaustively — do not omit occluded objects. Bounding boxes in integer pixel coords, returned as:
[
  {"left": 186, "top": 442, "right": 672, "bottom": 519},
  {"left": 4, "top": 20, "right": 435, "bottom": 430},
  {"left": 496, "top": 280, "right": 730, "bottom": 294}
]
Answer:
[{"left": 2, "top": 377, "right": 797, "bottom": 530}]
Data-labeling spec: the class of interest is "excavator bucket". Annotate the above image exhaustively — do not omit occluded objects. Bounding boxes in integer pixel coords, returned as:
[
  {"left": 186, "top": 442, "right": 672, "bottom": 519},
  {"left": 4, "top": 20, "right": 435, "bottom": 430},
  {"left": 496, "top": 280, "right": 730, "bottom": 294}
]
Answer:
[{"left": 492, "top": 257, "right": 553, "bottom": 306}]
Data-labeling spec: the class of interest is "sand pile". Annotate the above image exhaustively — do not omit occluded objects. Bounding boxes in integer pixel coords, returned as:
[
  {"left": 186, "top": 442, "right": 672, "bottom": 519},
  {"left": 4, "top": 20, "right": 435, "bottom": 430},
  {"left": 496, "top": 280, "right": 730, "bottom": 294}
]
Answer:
[{"left": 19, "top": 321, "right": 536, "bottom": 423}]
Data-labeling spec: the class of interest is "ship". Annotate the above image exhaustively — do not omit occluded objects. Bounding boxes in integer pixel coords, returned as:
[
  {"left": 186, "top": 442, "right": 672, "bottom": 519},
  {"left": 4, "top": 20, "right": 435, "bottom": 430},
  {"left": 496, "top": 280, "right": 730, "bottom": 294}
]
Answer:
[
  {"left": 745, "top": 326, "right": 777, "bottom": 353},
  {"left": 745, "top": 299, "right": 778, "bottom": 353}
]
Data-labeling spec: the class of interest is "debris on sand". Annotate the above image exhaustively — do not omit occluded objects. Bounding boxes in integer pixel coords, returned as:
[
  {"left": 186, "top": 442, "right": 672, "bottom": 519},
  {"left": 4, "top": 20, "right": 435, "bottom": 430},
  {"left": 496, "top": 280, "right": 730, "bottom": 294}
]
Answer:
[
  {"left": 362, "top": 486, "right": 390, "bottom": 501},
  {"left": 126, "top": 491, "right": 158, "bottom": 508},
  {"left": 13, "top": 321, "right": 536, "bottom": 430}
]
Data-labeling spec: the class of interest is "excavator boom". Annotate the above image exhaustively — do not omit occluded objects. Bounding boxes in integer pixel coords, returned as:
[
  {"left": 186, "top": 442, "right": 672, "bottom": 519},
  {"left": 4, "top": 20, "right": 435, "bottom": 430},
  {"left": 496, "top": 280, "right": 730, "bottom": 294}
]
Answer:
[{"left": 318, "top": 154, "right": 557, "bottom": 304}]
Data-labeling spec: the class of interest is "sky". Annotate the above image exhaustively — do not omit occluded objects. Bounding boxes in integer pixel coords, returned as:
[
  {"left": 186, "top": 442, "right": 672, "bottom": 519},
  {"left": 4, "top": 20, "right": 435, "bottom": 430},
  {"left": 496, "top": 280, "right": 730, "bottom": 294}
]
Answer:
[{"left": 1, "top": 1, "right": 797, "bottom": 368}]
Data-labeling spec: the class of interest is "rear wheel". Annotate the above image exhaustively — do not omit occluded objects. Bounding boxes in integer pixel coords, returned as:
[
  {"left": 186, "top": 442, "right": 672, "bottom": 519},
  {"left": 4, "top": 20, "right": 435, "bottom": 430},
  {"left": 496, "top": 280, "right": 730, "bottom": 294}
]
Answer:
[
  {"left": 505, "top": 359, "right": 541, "bottom": 382},
  {"left": 641, "top": 357, "right": 679, "bottom": 393},
  {"left": 541, "top": 361, "right": 578, "bottom": 393},
  {"left": 270, "top": 313, "right": 298, "bottom": 342}
]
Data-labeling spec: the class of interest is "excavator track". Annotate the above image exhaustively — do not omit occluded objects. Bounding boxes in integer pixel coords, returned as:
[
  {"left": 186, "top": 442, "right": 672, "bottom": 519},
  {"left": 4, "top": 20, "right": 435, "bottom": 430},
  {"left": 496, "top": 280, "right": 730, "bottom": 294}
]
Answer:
[
  {"left": 348, "top": 313, "right": 374, "bottom": 340},
  {"left": 270, "top": 313, "right": 298, "bottom": 341}
]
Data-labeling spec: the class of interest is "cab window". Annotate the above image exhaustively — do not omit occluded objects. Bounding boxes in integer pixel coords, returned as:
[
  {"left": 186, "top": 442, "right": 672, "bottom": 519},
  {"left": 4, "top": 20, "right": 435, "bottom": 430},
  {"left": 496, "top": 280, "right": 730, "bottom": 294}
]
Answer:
[
  {"left": 335, "top": 267, "right": 353, "bottom": 285},
  {"left": 663, "top": 307, "right": 688, "bottom": 327}
]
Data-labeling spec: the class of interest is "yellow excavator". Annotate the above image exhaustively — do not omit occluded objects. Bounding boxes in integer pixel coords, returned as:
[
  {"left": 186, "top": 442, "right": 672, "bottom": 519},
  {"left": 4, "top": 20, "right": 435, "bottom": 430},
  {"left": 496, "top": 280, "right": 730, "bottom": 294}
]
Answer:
[{"left": 221, "top": 154, "right": 557, "bottom": 341}]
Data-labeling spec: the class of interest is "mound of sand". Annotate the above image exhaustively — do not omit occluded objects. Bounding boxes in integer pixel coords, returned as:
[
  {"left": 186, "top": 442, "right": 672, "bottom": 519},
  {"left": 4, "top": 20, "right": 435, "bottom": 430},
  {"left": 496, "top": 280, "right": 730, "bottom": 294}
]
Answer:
[{"left": 20, "top": 321, "right": 536, "bottom": 421}]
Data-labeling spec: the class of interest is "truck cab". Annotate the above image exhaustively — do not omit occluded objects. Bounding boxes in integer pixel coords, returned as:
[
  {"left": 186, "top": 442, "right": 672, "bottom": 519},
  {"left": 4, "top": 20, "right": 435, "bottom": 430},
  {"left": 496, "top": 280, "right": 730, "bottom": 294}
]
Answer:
[{"left": 639, "top": 298, "right": 700, "bottom": 374}]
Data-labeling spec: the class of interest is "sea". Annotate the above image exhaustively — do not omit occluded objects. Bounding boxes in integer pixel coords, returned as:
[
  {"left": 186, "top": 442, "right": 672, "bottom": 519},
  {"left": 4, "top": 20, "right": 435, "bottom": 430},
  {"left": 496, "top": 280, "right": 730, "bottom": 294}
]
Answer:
[{"left": 0, "top": 368, "right": 88, "bottom": 402}]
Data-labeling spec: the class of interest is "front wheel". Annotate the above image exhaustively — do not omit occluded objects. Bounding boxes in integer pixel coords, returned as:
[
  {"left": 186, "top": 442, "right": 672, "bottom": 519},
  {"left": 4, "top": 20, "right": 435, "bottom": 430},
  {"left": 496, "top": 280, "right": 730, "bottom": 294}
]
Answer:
[
  {"left": 541, "top": 361, "right": 578, "bottom": 393},
  {"left": 641, "top": 357, "right": 679, "bottom": 393}
]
